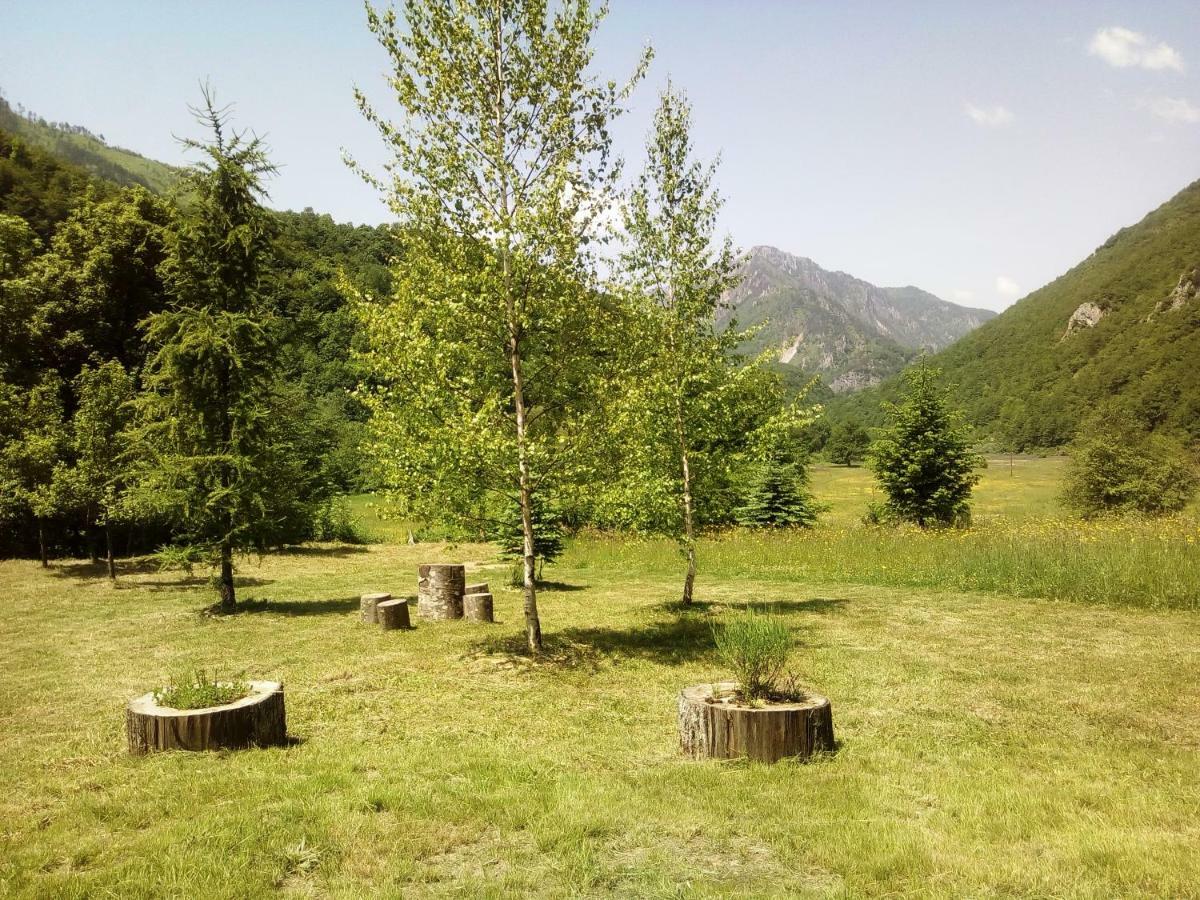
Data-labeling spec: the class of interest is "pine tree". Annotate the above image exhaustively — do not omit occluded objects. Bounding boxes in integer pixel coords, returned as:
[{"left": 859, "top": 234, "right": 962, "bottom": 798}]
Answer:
[{"left": 868, "top": 362, "right": 982, "bottom": 526}]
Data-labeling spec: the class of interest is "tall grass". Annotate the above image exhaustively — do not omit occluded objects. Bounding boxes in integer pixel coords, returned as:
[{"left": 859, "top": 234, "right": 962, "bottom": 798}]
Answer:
[{"left": 564, "top": 515, "right": 1200, "bottom": 610}]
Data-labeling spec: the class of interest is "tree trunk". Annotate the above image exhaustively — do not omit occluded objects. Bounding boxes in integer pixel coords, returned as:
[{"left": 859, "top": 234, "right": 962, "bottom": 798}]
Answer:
[
  {"left": 679, "top": 446, "right": 696, "bottom": 605},
  {"left": 510, "top": 326, "right": 542, "bottom": 651},
  {"left": 464, "top": 592, "right": 494, "bottom": 623},
  {"left": 37, "top": 518, "right": 48, "bottom": 568},
  {"left": 678, "top": 682, "right": 834, "bottom": 763},
  {"left": 376, "top": 598, "right": 412, "bottom": 630},
  {"left": 219, "top": 540, "right": 235, "bottom": 612},
  {"left": 417, "top": 564, "right": 465, "bottom": 619},
  {"left": 105, "top": 522, "right": 116, "bottom": 581},
  {"left": 126, "top": 681, "right": 286, "bottom": 754},
  {"left": 88, "top": 528, "right": 100, "bottom": 565}
]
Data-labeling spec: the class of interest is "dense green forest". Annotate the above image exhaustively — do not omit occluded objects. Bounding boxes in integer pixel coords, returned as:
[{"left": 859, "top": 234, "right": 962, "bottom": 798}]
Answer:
[
  {"left": 0, "top": 122, "right": 393, "bottom": 559},
  {"left": 830, "top": 179, "right": 1200, "bottom": 449}
]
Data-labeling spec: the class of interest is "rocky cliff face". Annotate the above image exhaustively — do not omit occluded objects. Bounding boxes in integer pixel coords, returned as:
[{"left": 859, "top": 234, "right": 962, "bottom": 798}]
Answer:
[{"left": 720, "top": 246, "right": 995, "bottom": 392}]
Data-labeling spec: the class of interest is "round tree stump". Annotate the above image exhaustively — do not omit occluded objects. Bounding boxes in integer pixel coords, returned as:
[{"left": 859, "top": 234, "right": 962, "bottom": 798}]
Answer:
[
  {"left": 361, "top": 592, "right": 391, "bottom": 624},
  {"left": 377, "top": 598, "right": 412, "bottom": 630},
  {"left": 465, "top": 582, "right": 489, "bottom": 595},
  {"left": 463, "top": 592, "right": 494, "bottom": 623},
  {"left": 678, "top": 682, "right": 834, "bottom": 763},
  {"left": 418, "top": 564, "right": 465, "bottom": 620},
  {"left": 126, "top": 680, "right": 286, "bottom": 754}
]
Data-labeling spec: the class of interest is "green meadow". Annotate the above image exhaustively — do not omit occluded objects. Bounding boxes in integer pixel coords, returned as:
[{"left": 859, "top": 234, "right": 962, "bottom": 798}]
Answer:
[{"left": 2, "top": 456, "right": 1199, "bottom": 897}]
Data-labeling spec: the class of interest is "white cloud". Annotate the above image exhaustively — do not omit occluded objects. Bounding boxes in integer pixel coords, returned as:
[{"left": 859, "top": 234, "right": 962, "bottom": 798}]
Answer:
[
  {"left": 996, "top": 276, "right": 1021, "bottom": 298},
  {"left": 965, "top": 103, "right": 1014, "bottom": 127},
  {"left": 1147, "top": 96, "right": 1200, "bottom": 124},
  {"left": 952, "top": 289, "right": 974, "bottom": 303},
  {"left": 1088, "top": 27, "right": 1183, "bottom": 72}
]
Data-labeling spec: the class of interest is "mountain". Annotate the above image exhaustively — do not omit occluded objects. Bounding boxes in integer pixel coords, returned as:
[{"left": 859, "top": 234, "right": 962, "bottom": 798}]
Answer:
[
  {"left": 832, "top": 178, "right": 1200, "bottom": 448},
  {"left": 721, "top": 246, "right": 995, "bottom": 392},
  {"left": 0, "top": 94, "right": 179, "bottom": 194}
]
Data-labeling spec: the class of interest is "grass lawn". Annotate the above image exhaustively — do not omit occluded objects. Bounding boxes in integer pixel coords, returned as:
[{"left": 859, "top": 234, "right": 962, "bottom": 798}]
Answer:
[{"left": 2, "top": 457, "right": 1199, "bottom": 896}]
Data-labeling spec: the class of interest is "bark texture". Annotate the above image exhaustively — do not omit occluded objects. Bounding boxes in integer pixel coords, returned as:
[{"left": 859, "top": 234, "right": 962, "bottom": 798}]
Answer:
[
  {"left": 678, "top": 682, "right": 834, "bottom": 763},
  {"left": 126, "top": 680, "right": 286, "bottom": 754},
  {"left": 360, "top": 592, "right": 391, "bottom": 624},
  {"left": 417, "top": 564, "right": 465, "bottom": 620},
  {"left": 377, "top": 598, "right": 412, "bottom": 630},
  {"left": 463, "top": 592, "right": 494, "bottom": 623}
]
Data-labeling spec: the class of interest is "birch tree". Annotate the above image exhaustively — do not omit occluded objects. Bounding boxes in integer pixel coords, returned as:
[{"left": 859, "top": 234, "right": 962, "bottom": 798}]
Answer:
[
  {"left": 617, "top": 84, "right": 745, "bottom": 604},
  {"left": 349, "top": 0, "right": 649, "bottom": 651}
]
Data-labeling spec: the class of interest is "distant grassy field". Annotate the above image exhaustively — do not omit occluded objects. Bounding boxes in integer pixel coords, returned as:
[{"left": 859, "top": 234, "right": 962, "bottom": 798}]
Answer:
[{"left": 3, "top": 455, "right": 1199, "bottom": 896}]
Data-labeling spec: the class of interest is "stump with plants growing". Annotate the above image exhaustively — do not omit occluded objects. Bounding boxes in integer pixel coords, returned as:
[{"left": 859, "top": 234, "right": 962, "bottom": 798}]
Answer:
[
  {"left": 417, "top": 564, "right": 465, "bottom": 620},
  {"left": 678, "top": 609, "right": 834, "bottom": 763},
  {"left": 126, "top": 679, "right": 286, "bottom": 754}
]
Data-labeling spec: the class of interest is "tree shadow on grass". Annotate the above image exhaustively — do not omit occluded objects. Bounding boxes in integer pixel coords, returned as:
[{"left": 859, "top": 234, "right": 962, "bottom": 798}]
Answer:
[
  {"left": 535, "top": 580, "right": 587, "bottom": 593},
  {"left": 273, "top": 544, "right": 371, "bottom": 558},
  {"left": 218, "top": 596, "right": 365, "bottom": 616},
  {"left": 651, "top": 596, "right": 850, "bottom": 616},
  {"left": 52, "top": 558, "right": 160, "bottom": 579}
]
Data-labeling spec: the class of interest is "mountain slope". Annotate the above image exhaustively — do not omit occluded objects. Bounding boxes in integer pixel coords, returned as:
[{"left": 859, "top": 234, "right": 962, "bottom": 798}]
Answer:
[
  {"left": 720, "top": 246, "right": 994, "bottom": 392},
  {"left": 832, "top": 178, "right": 1200, "bottom": 447},
  {"left": 0, "top": 95, "right": 179, "bottom": 194}
]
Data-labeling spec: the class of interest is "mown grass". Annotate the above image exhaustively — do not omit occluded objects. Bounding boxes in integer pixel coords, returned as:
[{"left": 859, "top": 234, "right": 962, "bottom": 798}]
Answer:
[{"left": 2, "top": 456, "right": 1199, "bottom": 896}]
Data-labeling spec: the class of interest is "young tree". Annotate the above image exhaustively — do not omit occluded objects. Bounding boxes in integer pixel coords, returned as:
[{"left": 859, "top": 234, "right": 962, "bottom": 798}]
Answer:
[
  {"left": 54, "top": 361, "right": 135, "bottom": 579},
  {"left": 132, "top": 89, "right": 283, "bottom": 611},
  {"left": 349, "top": 0, "right": 649, "bottom": 650},
  {"left": 616, "top": 83, "right": 745, "bottom": 603},
  {"left": 868, "top": 363, "right": 982, "bottom": 526},
  {"left": 826, "top": 420, "right": 869, "bottom": 467},
  {"left": 1061, "top": 409, "right": 1197, "bottom": 517}
]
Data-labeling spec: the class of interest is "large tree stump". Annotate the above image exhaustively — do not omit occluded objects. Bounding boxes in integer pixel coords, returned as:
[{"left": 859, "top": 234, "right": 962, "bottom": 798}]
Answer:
[
  {"left": 377, "top": 598, "right": 412, "bottom": 630},
  {"left": 465, "top": 582, "right": 489, "bottom": 595},
  {"left": 417, "top": 564, "right": 465, "bottom": 620},
  {"left": 463, "top": 592, "right": 494, "bottom": 623},
  {"left": 126, "top": 681, "right": 286, "bottom": 754},
  {"left": 678, "top": 682, "right": 834, "bottom": 763},
  {"left": 361, "top": 592, "right": 390, "bottom": 624}
]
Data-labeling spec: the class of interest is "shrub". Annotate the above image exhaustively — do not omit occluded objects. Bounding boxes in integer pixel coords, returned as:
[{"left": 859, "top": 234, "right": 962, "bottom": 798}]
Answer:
[
  {"left": 735, "top": 452, "right": 823, "bottom": 528},
  {"left": 1062, "top": 412, "right": 1198, "bottom": 517},
  {"left": 153, "top": 543, "right": 210, "bottom": 578},
  {"left": 493, "top": 498, "right": 565, "bottom": 583},
  {"left": 712, "top": 609, "right": 793, "bottom": 701},
  {"left": 310, "top": 496, "right": 368, "bottom": 543},
  {"left": 826, "top": 420, "right": 870, "bottom": 466},
  {"left": 868, "top": 362, "right": 982, "bottom": 526},
  {"left": 154, "top": 667, "right": 250, "bottom": 710}
]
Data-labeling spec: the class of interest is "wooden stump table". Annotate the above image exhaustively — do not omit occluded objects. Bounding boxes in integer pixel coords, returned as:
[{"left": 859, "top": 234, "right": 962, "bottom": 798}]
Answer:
[
  {"left": 126, "top": 680, "right": 287, "bottom": 754},
  {"left": 678, "top": 682, "right": 834, "bottom": 763},
  {"left": 418, "top": 564, "right": 465, "bottom": 620}
]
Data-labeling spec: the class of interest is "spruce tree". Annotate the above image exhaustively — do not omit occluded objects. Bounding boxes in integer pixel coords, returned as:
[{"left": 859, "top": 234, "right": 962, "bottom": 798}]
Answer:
[
  {"left": 868, "top": 363, "right": 982, "bottom": 526},
  {"left": 132, "top": 88, "right": 283, "bottom": 611}
]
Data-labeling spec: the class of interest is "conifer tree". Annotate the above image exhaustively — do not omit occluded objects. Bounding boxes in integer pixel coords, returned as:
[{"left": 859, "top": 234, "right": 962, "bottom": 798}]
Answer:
[
  {"left": 868, "top": 362, "right": 982, "bottom": 526},
  {"left": 132, "top": 88, "right": 282, "bottom": 611}
]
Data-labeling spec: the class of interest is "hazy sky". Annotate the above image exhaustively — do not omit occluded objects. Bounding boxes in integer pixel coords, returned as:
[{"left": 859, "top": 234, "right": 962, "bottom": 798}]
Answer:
[{"left": 3, "top": 1, "right": 1199, "bottom": 311}]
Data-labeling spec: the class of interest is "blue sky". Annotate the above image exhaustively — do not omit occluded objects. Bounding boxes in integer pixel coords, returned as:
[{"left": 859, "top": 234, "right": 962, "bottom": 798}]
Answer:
[{"left": 3, "top": 1, "right": 1198, "bottom": 311}]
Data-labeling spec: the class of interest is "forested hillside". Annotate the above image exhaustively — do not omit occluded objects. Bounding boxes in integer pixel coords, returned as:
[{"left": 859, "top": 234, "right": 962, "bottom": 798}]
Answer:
[
  {"left": 832, "top": 178, "right": 1200, "bottom": 448},
  {"left": 0, "top": 122, "right": 393, "bottom": 558},
  {"left": 0, "top": 94, "right": 179, "bottom": 193}
]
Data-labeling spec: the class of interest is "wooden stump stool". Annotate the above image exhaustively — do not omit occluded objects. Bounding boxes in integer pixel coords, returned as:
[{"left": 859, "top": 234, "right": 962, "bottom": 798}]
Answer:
[
  {"left": 678, "top": 682, "right": 834, "bottom": 763},
  {"left": 465, "top": 582, "right": 489, "bottom": 595},
  {"left": 418, "top": 564, "right": 465, "bottom": 620},
  {"left": 463, "top": 592, "right": 494, "bottom": 623},
  {"left": 361, "top": 592, "right": 390, "bottom": 624},
  {"left": 126, "top": 681, "right": 287, "bottom": 754},
  {"left": 377, "top": 598, "right": 412, "bottom": 630}
]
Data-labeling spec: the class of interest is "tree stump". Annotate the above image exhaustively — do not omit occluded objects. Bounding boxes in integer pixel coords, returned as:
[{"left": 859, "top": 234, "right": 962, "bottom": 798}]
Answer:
[
  {"left": 377, "top": 598, "right": 412, "bottom": 630},
  {"left": 465, "top": 582, "right": 489, "bottom": 595},
  {"left": 463, "top": 592, "right": 494, "bottom": 623},
  {"left": 126, "top": 680, "right": 286, "bottom": 754},
  {"left": 417, "top": 564, "right": 465, "bottom": 620},
  {"left": 361, "top": 592, "right": 390, "bottom": 624},
  {"left": 678, "top": 682, "right": 834, "bottom": 763}
]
